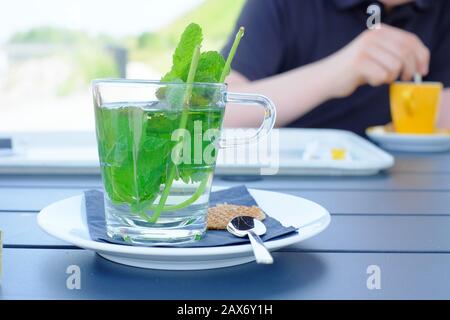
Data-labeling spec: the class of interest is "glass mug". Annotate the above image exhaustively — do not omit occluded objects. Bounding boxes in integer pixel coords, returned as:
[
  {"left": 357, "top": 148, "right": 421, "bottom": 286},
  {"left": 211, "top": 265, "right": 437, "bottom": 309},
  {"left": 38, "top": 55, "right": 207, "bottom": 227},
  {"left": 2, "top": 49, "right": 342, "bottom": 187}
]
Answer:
[{"left": 92, "top": 80, "right": 276, "bottom": 245}]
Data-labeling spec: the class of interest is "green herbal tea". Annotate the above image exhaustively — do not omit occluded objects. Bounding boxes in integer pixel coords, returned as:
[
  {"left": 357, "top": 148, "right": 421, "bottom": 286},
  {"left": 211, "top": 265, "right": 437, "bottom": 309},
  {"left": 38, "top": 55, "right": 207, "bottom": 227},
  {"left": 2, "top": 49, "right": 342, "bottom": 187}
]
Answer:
[
  {"left": 93, "top": 22, "right": 247, "bottom": 244},
  {"left": 95, "top": 103, "right": 224, "bottom": 218}
]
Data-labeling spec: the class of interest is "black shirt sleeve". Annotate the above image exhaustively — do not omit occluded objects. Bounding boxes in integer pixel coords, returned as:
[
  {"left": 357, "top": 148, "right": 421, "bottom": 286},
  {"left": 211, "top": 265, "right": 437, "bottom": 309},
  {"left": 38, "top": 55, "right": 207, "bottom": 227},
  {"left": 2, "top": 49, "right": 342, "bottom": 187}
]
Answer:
[
  {"left": 427, "top": 2, "right": 450, "bottom": 88},
  {"left": 222, "top": 0, "right": 285, "bottom": 81}
]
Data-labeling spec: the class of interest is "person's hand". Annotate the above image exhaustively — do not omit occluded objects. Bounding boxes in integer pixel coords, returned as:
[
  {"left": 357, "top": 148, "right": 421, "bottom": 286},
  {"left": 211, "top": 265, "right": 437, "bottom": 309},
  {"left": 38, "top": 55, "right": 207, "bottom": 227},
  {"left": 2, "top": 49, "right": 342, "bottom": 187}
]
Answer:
[{"left": 325, "top": 24, "right": 430, "bottom": 98}]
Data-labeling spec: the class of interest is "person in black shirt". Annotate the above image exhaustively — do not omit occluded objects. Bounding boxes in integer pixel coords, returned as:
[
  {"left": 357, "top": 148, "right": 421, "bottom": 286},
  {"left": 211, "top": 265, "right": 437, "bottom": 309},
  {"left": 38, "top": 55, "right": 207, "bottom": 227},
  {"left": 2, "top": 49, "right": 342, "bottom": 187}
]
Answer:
[{"left": 222, "top": 0, "right": 450, "bottom": 135}]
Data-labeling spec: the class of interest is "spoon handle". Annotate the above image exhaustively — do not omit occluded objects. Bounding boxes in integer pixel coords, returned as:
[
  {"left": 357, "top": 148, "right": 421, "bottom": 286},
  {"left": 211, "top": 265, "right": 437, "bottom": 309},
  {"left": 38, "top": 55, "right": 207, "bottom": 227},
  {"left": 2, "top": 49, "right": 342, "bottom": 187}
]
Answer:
[{"left": 247, "top": 230, "right": 274, "bottom": 264}]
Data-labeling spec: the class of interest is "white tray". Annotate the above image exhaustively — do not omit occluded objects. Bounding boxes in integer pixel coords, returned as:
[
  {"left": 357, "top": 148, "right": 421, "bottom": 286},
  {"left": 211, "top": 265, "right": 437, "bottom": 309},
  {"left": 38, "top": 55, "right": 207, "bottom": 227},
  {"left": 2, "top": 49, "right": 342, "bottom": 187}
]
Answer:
[
  {"left": 0, "top": 129, "right": 393, "bottom": 176},
  {"left": 217, "top": 129, "right": 394, "bottom": 175}
]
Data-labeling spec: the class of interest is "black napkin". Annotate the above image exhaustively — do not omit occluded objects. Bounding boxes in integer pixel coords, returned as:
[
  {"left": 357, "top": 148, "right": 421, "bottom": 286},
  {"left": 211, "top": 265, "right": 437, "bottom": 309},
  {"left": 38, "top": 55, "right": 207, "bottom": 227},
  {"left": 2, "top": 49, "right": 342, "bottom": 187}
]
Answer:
[{"left": 85, "top": 185, "right": 297, "bottom": 247}]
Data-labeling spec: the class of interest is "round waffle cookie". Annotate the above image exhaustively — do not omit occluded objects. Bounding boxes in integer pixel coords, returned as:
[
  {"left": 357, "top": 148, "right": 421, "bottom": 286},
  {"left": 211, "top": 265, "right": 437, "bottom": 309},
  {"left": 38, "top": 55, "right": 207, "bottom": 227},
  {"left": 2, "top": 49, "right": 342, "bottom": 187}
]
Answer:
[{"left": 207, "top": 204, "right": 266, "bottom": 230}]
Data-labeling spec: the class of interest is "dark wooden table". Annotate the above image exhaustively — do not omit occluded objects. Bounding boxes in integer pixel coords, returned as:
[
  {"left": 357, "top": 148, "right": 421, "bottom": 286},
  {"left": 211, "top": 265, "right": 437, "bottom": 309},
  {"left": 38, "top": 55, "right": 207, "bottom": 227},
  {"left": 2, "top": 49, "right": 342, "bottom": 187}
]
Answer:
[{"left": 1, "top": 151, "right": 450, "bottom": 299}]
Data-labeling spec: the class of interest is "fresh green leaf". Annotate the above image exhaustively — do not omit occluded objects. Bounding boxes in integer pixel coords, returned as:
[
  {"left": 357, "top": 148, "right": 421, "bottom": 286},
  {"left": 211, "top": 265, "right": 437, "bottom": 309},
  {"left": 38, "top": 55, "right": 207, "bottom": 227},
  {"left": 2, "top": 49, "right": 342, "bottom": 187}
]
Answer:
[
  {"left": 161, "top": 23, "right": 203, "bottom": 82},
  {"left": 195, "top": 51, "right": 225, "bottom": 83},
  {"left": 164, "top": 78, "right": 186, "bottom": 107}
]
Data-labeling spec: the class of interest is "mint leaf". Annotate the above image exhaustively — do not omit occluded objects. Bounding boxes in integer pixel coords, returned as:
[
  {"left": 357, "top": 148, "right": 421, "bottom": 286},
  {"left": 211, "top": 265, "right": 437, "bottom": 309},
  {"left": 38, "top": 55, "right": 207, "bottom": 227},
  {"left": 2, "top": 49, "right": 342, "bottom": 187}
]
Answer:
[
  {"left": 195, "top": 51, "right": 225, "bottom": 83},
  {"left": 162, "top": 23, "right": 203, "bottom": 82},
  {"left": 164, "top": 78, "right": 185, "bottom": 107},
  {"left": 174, "top": 51, "right": 224, "bottom": 107}
]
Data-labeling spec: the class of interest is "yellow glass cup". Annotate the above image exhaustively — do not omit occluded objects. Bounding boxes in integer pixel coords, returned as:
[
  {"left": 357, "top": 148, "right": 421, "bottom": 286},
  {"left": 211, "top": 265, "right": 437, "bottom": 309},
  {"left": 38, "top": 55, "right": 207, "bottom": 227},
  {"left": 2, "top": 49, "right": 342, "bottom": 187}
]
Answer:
[{"left": 390, "top": 82, "right": 443, "bottom": 134}]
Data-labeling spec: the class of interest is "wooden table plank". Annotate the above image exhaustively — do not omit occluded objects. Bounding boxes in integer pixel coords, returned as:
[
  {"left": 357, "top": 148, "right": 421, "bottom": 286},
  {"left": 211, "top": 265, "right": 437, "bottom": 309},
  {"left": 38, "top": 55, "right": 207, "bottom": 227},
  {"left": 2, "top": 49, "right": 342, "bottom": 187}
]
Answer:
[
  {"left": 2, "top": 248, "right": 450, "bottom": 299},
  {"left": 0, "top": 212, "right": 70, "bottom": 247},
  {"left": 1, "top": 171, "right": 449, "bottom": 191},
  {"left": 291, "top": 190, "right": 450, "bottom": 215},
  {"left": 293, "top": 215, "right": 450, "bottom": 253},
  {"left": 216, "top": 173, "right": 450, "bottom": 191},
  {"left": 0, "top": 174, "right": 102, "bottom": 188},
  {"left": 0, "top": 187, "right": 83, "bottom": 212},
  {"left": 390, "top": 152, "right": 450, "bottom": 173},
  {"left": 4, "top": 213, "right": 450, "bottom": 254},
  {"left": 1, "top": 186, "right": 448, "bottom": 215}
]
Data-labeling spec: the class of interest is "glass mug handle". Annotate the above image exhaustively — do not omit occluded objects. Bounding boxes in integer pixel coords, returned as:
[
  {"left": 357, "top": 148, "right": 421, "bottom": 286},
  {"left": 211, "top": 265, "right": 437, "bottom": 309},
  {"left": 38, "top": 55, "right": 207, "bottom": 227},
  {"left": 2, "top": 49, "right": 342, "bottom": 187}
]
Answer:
[{"left": 220, "top": 92, "right": 277, "bottom": 148}]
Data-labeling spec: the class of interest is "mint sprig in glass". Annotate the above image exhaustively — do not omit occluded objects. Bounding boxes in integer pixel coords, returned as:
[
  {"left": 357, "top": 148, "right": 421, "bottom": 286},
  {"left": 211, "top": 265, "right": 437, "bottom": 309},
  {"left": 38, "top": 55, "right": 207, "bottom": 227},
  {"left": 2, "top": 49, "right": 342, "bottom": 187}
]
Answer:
[{"left": 93, "top": 23, "right": 275, "bottom": 245}]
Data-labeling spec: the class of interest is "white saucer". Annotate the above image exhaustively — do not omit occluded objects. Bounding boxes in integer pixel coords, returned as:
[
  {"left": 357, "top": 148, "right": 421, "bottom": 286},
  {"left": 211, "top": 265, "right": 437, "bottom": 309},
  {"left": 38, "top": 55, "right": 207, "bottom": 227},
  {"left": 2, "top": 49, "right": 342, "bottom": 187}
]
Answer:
[
  {"left": 37, "top": 188, "right": 330, "bottom": 270},
  {"left": 366, "top": 126, "right": 450, "bottom": 153}
]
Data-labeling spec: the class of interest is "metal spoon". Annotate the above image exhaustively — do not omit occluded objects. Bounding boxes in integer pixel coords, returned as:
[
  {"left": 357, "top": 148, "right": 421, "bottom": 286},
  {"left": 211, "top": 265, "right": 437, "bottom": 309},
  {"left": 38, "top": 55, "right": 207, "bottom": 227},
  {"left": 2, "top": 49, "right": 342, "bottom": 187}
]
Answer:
[{"left": 227, "top": 216, "right": 274, "bottom": 264}]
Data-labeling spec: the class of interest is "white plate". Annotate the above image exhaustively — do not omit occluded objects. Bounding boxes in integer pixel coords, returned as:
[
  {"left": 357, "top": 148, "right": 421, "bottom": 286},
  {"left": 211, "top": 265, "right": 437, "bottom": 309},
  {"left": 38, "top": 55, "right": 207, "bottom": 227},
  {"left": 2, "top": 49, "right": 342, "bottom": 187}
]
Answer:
[
  {"left": 367, "top": 126, "right": 450, "bottom": 152},
  {"left": 37, "top": 188, "right": 330, "bottom": 270}
]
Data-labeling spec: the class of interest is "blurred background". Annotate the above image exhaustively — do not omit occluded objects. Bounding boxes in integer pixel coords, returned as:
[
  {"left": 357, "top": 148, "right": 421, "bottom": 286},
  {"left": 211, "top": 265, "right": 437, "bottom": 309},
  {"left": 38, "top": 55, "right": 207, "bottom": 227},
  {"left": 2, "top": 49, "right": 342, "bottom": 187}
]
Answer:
[{"left": 0, "top": 0, "right": 244, "bottom": 132}]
